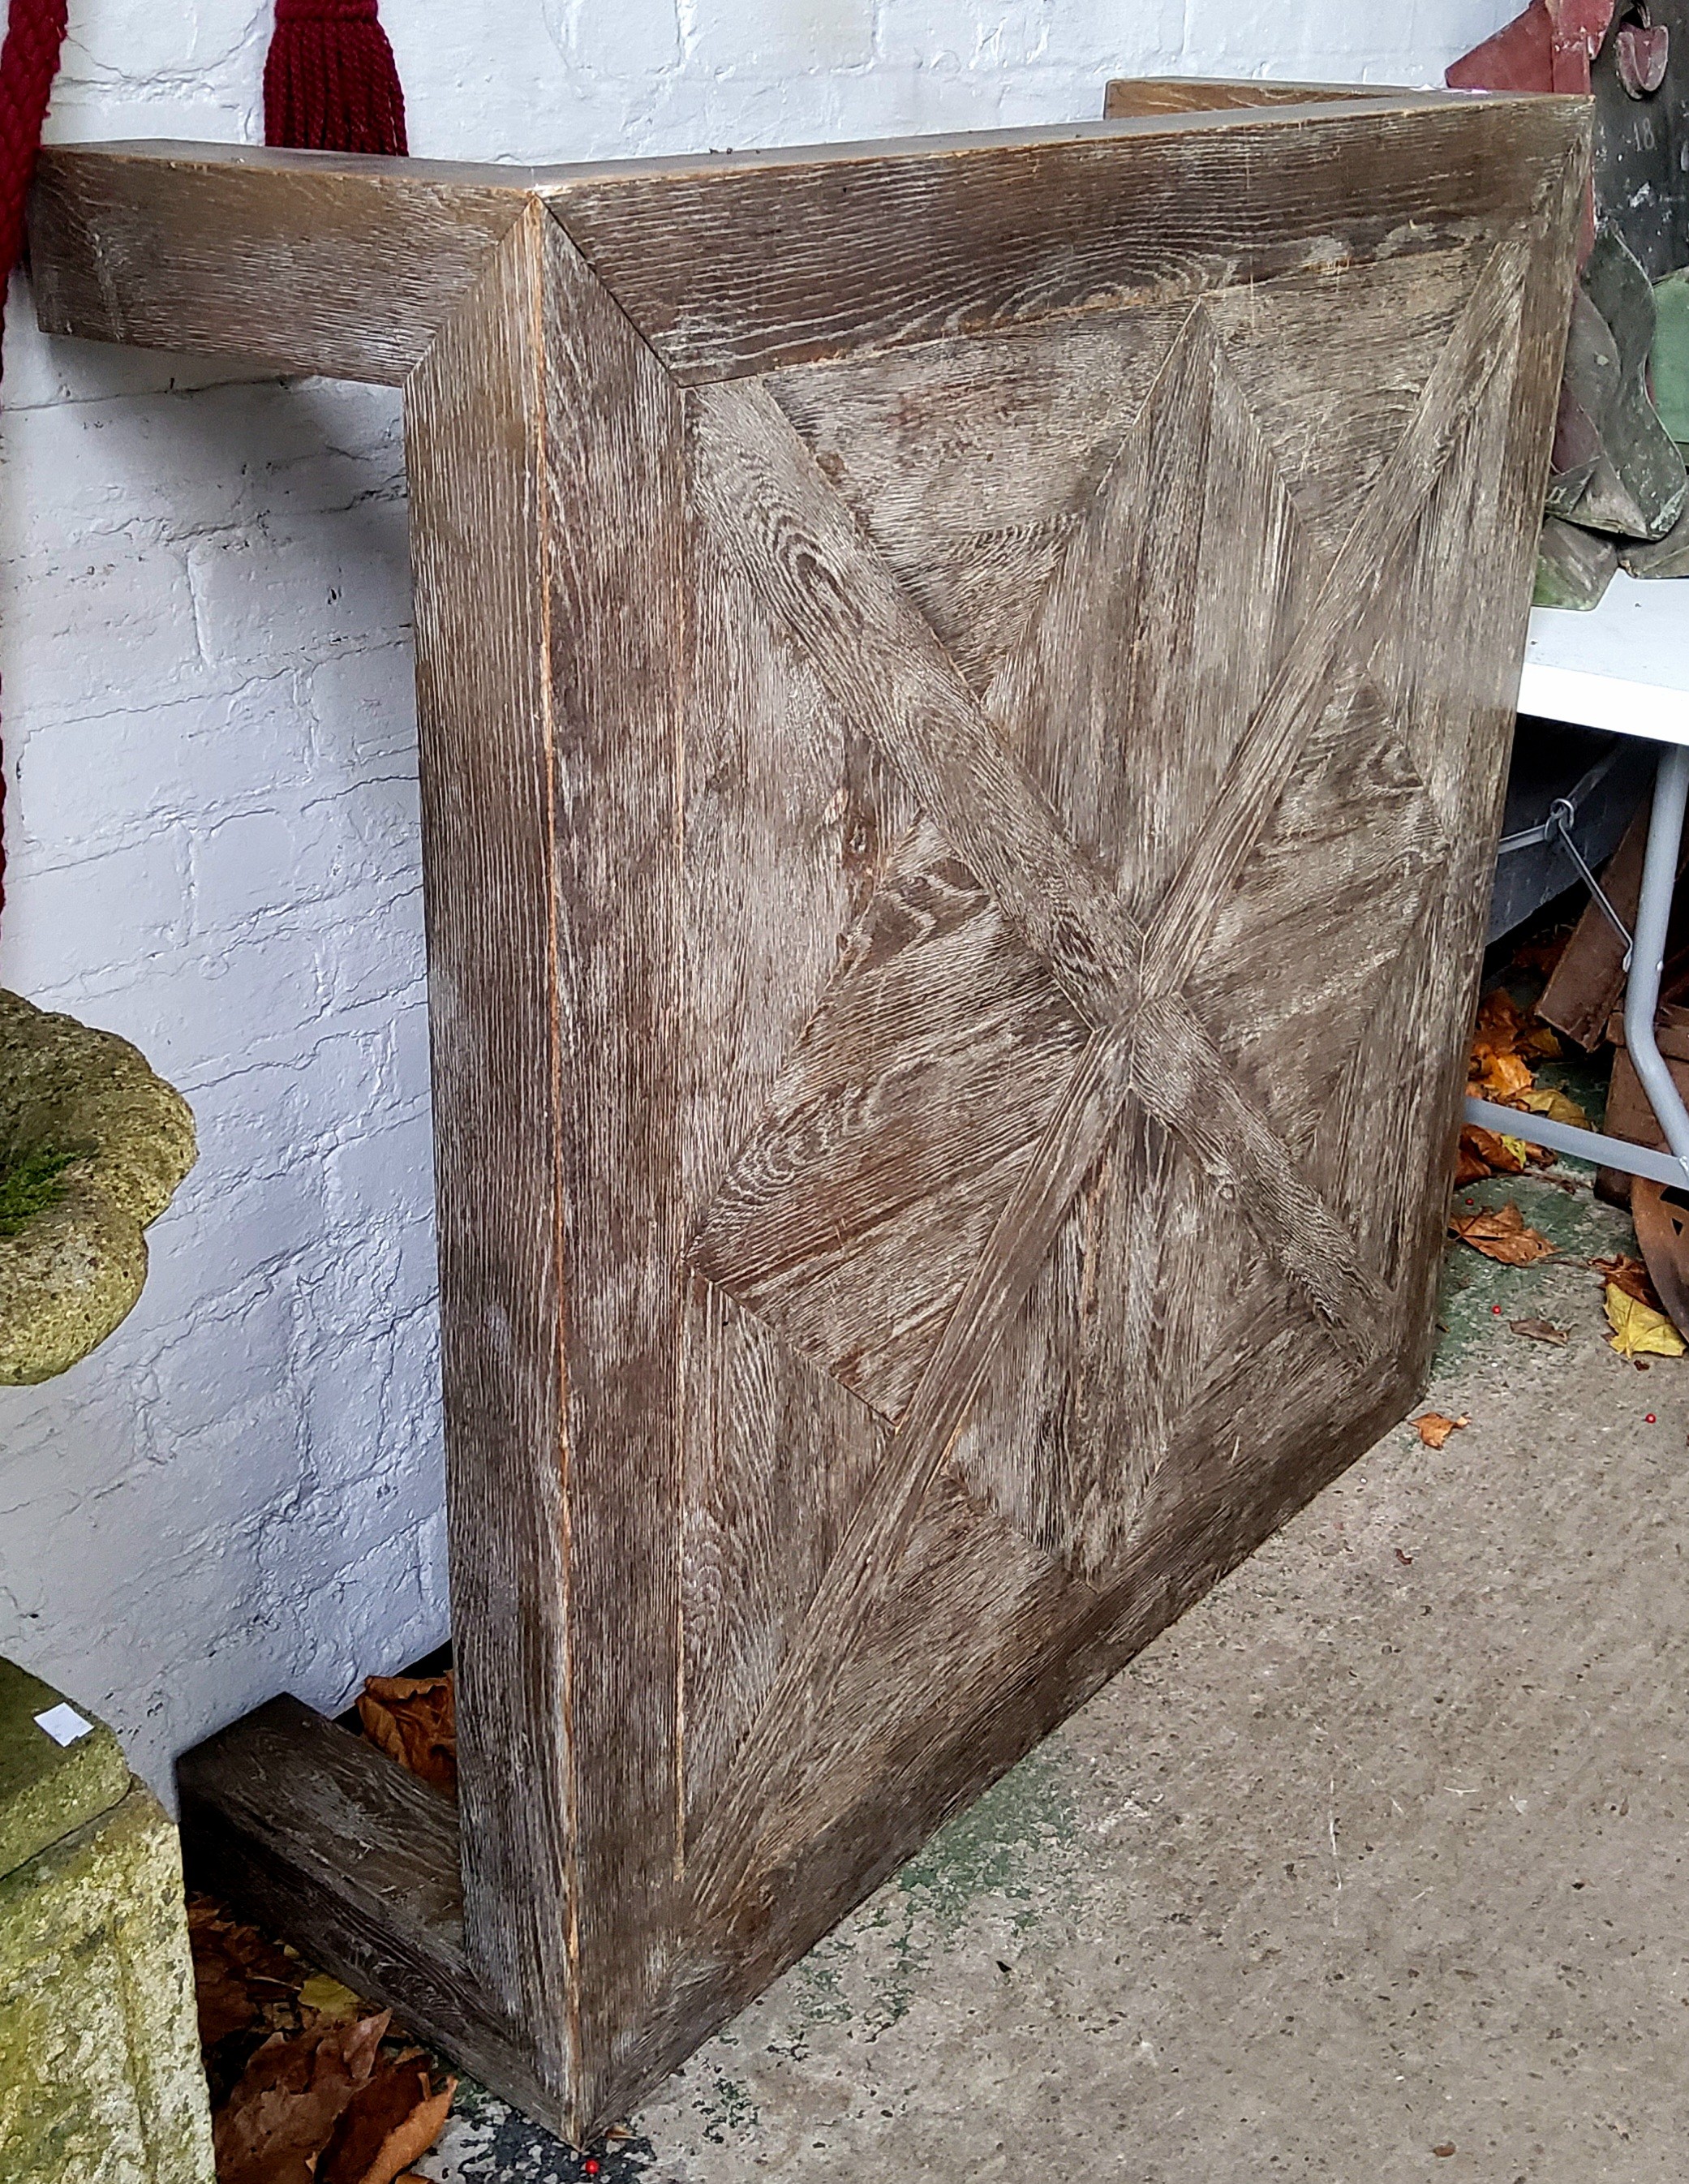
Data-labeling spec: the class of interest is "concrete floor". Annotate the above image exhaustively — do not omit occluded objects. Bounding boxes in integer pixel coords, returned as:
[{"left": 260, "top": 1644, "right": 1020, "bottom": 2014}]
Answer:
[{"left": 418, "top": 1162, "right": 1689, "bottom": 2183}]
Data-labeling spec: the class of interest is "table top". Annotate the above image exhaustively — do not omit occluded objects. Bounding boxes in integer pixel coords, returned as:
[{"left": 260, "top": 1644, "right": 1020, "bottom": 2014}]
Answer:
[{"left": 1519, "top": 574, "right": 1689, "bottom": 745}]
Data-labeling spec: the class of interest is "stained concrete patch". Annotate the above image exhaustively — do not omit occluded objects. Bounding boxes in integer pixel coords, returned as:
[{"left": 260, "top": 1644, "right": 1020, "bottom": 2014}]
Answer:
[{"left": 418, "top": 1170, "right": 1689, "bottom": 2183}]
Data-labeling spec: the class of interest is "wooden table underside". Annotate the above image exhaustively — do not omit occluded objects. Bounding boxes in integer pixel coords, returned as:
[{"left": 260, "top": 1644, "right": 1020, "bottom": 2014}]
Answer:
[{"left": 29, "top": 86, "right": 1588, "bottom": 2141}]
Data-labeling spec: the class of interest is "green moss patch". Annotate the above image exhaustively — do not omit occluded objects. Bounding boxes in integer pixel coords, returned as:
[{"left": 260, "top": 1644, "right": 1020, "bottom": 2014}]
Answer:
[{"left": 0, "top": 1148, "right": 81, "bottom": 1240}]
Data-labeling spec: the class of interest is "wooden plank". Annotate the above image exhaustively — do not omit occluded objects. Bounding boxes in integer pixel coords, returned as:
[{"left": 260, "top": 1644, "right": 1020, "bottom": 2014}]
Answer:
[
  {"left": 29, "top": 100, "right": 1581, "bottom": 390},
  {"left": 176, "top": 1698, "right": 565, "bottom": 2132},
  {"left": 1537, "top": 799, "right": 1649, "bottom": 1049},
  {"left": 405, "top": 205, "right": 578, "bottom": 2099},
  {"left": 29, "top": 144, "right": 537, "bottom": 383},
  {"left": 1103, "top": 75, "right": 1418, "bottom": 117},
  {"left": 531, "top": 213, "right": 688, "bottom": 2135},
  {"left": 547, "top": 99, "right": 1586, "bottom": 382},
  {"left": 409, "top": 203, "right": 689, "bottom": 2135},
  {"left": 1201, "top": 245, "right": 1492, "bottom": 564},
  {"left": 680, "top": 1283, "right": 890, "bottom": 1829},
  {"left": 673, "top": 479, "right": 912, "bottom": 1830},
  {"left": 1141, "top": 239, "right": 1528, "bottom": 998}
]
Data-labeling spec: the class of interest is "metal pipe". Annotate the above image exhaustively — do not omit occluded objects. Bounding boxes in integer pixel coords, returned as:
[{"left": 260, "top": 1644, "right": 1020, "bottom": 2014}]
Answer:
[
  {"left": 1463, "top": 746, "right": 1689, "bottom": 1194},
  {"left": 1621, "top": 742, "right": 1689, "bottom": 1170},
  {"left": 1463, "top": 1094, "right": 1689, "bottom": 1189},
  {"left": 1549, "top": 800, "right": 1633, "bottom": 957}
]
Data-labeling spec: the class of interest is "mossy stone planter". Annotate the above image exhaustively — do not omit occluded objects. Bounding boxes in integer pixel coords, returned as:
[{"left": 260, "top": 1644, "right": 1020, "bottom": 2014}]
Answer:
[
  {"left": 0, "top": 991, "right": 196, "bottom": 1384},
  {"left": 0, "top": 1658, "right": 215, "bottom": 2182}
]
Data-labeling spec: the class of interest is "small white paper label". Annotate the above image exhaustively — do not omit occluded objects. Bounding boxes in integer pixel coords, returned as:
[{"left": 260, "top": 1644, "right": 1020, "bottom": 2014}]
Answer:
[{"left": 33, "top": 1703, "right": 93, "bottom": 1748}]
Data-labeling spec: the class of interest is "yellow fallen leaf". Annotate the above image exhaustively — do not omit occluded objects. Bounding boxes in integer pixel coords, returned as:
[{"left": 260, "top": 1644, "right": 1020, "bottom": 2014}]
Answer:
[
  {"left": 1416, "top": 1412, "right": 1469, "bottom": 1449},
  {"left": 1605, "top": 1283, "right": 1686, "bottom": 1359},
  {"left": 1511, "top": 1086, "right": 1590, "bottom": 1129},
  {"left": 299, "top": 1973, "right": 363, "bottom": 2023},
  {"left": 1500, "top": 1134, "right": 1535, "bottom": 1167}
]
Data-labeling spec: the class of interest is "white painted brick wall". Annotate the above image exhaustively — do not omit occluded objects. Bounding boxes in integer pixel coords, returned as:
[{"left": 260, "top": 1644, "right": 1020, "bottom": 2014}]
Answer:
[{"left": 0, "top": 0, "right": 1520, "bottom": 1797}]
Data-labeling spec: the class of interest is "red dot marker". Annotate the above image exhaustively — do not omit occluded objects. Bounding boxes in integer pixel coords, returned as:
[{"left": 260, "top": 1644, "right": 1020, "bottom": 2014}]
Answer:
[
  {"left": 1492, "top": 1304, "right": 1502, "bottom": 1314},
  {"left": 1646, "top": 1414, "right": 1657, "bottom": 1425}
]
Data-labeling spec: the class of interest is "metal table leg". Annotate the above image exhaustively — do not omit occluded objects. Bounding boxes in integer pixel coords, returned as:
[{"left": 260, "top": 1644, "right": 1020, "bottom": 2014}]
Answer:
[{"left": 1465, "top": 742, "right": 1689, "bottom": 1192}]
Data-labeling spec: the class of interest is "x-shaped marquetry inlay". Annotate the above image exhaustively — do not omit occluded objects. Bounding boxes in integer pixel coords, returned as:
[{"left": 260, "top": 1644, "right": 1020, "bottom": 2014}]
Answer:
[{"left": 685, "top": 240, "right": 1524, "bottom": 1901}]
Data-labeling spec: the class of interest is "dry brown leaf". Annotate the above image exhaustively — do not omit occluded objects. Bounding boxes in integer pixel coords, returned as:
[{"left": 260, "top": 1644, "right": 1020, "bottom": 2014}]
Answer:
[
  {"left": 1416, "top": 1412, "right": 1469, "bottom": 1449},
  {"left": 358, "top": 1673, "right": 457, "bottom": 1795},
  {"left": 319, "top": 2058, "right": 458, "bottom": 2184},
  {"left": 1605, "top": 1285, "right": 1687, "bottom": 1359},
  {"left": 1510, "top": 1318, "right": 1570, "bottom": 1345},
  {"left": 1475, "top": 989, "right": 1530, "bottom": 1049},
  {"left": 1457, "top": 1124, "right": 1523, "bottom": 1184},
  {"left": 1449, "top": 1202, "right": 1555, "bottom": 1266},
  {"left": 187, "top": 1896, "right": 304, "bottom": 2051},
  {"left": 1591, "top": 1253, "right": 1662, "bottom": 1310},
  {"left": 194, "top": 1945, "right": 265, "bottom": 2052},
  {"left": 1472, "top": 1047, "right": 1536, "bottom": 1101},
  {"left": 1468, "top": 988, "right": 1560, "bottom": 1090},
  {"left": 213, "top": 2014, "right": 389, "bottom": 2184}
]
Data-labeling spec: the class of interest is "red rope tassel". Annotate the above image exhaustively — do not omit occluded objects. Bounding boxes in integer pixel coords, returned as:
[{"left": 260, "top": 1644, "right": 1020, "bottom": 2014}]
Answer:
[
  {"left": 264, "top": 0, "right": 408, "bottom": 157},
  {"left": 0, "top": 0, "right": 70, "bottom": 927}
]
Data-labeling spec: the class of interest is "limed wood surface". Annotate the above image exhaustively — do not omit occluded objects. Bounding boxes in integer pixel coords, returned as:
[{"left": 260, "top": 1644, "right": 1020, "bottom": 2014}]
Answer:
[
  {"left": 545, "top": 101, "right": 1572, "bottom": 382},
  {"left": 34, "top": 101, "right": 1568, "bottom": 386},
  {"left": 409, "top": 202, "right": 689, "bottom": 2126},
  {"left": 1102, "top": 75, "right": 1420, "bottom": 115},
  {"left": 64, "top": 88, "right": 1594, "bottom": 2144},
  {"left": 406, "top": 207, "right": 577, "bottom": 2102},
  {"left": 177, "top": 1698, "right": 560, "bottom": 2128},
  {"left": 29, "top": 145, "right": 538, "bottom": 383}
]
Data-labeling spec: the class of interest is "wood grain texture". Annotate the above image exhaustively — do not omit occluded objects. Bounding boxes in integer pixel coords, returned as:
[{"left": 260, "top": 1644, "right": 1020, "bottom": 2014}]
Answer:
[
  {"left": 408, "top": 204, "right": 687, "bottom": 2134},
  {"left": 534, "top": 217, "right": 690, "bottom": 2131},
  {"left": 61, "top": 97, "right": 1592, "bottom": 2144},
  {"left": 693, "top": 817, "right": 1094, "bottom": 1420},
  {"left": 547, "top": 100, "right": 1581, "bottom": 382},
  {"left": 406, "top": 205, "right": 576, "bottom": 2096},
  {"left": 30, "top": 144, "right": 537, "bottom": 383},
  {"left": 1102, "top": 76, "right": 1421, "bottom": 117},
  {"left": 761, "top": 308, "right": 1189, "bottom": 694},
  {"left": 674, "top": 471, "right": 917, "bottom": 1828},
  {"left": 177, "top": 1699, "right": 562, "bottom": 2133},
  {"left": 688, "top": 361, "right": 1388, "bottom": 1355},
  {"left": 26, "top": 103, "right": 1581, "bottom": 389}
]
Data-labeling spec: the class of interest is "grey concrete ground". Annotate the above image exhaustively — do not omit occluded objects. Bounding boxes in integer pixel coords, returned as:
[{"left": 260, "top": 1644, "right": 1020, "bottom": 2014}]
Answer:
[{"left": 419, "top": 1162, "right": 1688, "bottom": 2183}]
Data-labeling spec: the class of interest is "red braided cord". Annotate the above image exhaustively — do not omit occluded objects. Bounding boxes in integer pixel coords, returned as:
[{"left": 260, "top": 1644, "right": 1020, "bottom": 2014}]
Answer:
[
  {"left": 0, "top": 0, "right": 70, "bottom": 926},
  {"left": 277, "top": 0, "right": 389, "bottom": 16},
  {"left": 264, "top": 0, "right": 406, "bottom": 157},
  {"left": 0, "top": 0, "right": 66, "bottom": 298}
]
